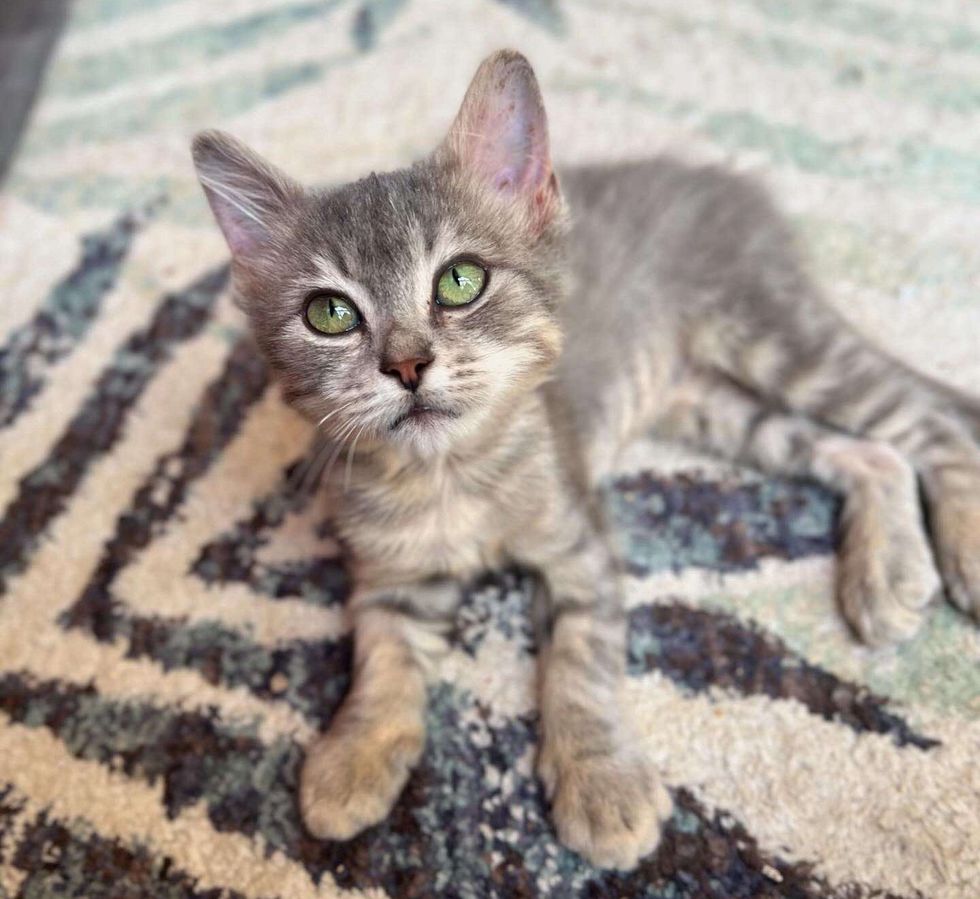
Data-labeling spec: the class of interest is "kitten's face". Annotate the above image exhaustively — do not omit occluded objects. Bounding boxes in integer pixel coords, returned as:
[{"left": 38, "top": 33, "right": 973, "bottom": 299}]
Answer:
[
  {"left": 237, "top": 163, "right": 563, "bottom": 457},
  {"left": 194, "top": 51, "right": 564, "bottom": 457}
]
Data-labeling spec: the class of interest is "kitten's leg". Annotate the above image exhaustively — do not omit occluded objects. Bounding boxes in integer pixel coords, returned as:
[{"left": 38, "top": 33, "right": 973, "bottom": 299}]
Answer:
[
  {"left": 300, "top": 579, "right": 458, "bottom": 840},
  {"left": 664, "top": 377, "right": 941, "bottom": 644},
  {"left": 518, "top": 515, "right": 672, "bottom": 870},
  {"left": 796, "top": 353, "right": 980, "bottom": 623},
  {"left": 692, "top": 306, "right": 980, "bottom": 621}
]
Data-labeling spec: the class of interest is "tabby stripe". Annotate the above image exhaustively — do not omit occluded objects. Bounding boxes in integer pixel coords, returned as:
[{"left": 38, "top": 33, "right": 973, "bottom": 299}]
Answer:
[
  {"left": 0, "top": 265, "right": 229, "bottom": 595},
  {"left": 628, "top": 600, "right": 937, "bottom": 749},
  {"left": 784, "top": 337, "right": 975, "bottom": 466},
  {"left": 735, "top": 404, "right": 775, "bottom": 461},
  {"left": 0, "top": 205, "right": 151, "bottom": 429},
  {"left": 608, "top": 470, "right": 839, "bottom": 578}
]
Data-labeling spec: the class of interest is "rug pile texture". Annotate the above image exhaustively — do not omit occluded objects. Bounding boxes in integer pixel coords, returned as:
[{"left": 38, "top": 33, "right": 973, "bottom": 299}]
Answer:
[{"left": 0, "top": 0, "right": 978, "bottom": 896}]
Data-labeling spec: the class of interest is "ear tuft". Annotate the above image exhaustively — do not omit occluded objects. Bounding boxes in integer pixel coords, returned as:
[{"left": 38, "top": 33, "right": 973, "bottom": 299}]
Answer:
[
  {"left": 440, "top": 51, "right": 558, "bottom": 226},
  {"left": 192, "top": 130, "right": 299, "bottom": 258}
]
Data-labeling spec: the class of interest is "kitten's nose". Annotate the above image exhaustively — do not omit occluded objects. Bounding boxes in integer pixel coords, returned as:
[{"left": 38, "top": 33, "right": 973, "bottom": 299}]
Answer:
[{"left": 382, "top": 355, "right": 432, "bottom": 392}]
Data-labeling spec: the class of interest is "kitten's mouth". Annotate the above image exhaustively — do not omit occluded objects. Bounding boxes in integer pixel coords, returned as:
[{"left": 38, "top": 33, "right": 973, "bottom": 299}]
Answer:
[{"left": 390, "top": 402, "right": 459, "bottom": 431}]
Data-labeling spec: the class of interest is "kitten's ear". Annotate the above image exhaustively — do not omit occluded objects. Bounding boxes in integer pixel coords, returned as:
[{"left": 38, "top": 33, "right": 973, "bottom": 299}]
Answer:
[
  {"left": 438, "top": 50, "right": 559, "bottom": 228},
  {"left": 192, "top": 129, "right": 300, "bottom": 259}
]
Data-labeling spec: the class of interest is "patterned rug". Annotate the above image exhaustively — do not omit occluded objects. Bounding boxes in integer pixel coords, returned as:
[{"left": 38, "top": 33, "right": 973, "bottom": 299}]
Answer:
[{"left": 1, "top": 1, "right": 979, "bottom": 896}]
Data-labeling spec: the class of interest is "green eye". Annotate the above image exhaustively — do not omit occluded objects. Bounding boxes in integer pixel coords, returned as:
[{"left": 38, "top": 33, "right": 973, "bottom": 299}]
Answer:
[
  {"left": 436, "top": 261, "right": 487, "bottom": 307},
  {"left": 305, "top": 294, "right": 361, "bottom": 334}
]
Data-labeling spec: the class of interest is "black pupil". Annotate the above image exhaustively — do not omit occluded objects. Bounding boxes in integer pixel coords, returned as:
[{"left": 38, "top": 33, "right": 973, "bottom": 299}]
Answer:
[{"left": 452, "top": 267, "right": 462, "bottom": 287}]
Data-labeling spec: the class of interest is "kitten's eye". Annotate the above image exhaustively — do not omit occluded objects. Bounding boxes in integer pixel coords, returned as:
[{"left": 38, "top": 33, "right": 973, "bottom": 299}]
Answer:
[
  {"left": 305, "top": 294, "right": 361, "bottom": 334},
  {"left": 436, "top": 262, "right": 487, "bottom": 307}
]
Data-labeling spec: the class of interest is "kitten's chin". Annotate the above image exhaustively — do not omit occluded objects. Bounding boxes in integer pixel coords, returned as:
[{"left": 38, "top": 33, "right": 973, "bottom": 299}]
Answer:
[{"left": 385, "top": 410, "right": 464, "bottom": 458}]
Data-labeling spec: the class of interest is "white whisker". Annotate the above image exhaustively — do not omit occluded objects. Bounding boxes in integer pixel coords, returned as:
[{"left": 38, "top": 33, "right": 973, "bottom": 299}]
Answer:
[
  {"left": 316, "top": 400, "right": 357, "bottom": 430},
  {"left": 344, "top": 425, "right": 365, "bottom": 491},
  {"left": 323, "top": 418, "right": 361, "bottom": 486}
]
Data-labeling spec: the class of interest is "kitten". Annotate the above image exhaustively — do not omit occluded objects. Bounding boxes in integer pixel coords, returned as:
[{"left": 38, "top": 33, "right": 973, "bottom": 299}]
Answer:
[{"left": 192, "top": 50, "right": 980, "bottom": 870}]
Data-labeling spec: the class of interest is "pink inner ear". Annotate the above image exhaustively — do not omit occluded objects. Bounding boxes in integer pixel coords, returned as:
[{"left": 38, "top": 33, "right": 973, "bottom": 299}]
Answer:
[
  {"left": 460, "top": 79, "right": 552, "bottom": 198},
  {"left": 492, "top": 168, "right": 518, "bottom": 192},
  {"left": 213, "top": 201, "right": 263, "bottom": 256}
]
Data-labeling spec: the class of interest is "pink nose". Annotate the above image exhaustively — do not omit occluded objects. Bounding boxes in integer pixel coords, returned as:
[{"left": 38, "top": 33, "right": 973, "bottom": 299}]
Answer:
[{"left": 382, "top": 356, "right": 431, "bottom": 391}]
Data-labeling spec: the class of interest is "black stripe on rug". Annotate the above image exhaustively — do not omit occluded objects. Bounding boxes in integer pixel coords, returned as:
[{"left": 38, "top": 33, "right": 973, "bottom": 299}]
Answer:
[
  {"left": 191, "top": 463, "right": 348, "bottom": 605},
  {"left": 3, "top": 800, "right": 261, "bottom": 899},
  {"left": 0, "top": 263, "right": 231, "bottom": 595},
  {"left": 0, "top": 204, "right": 158, "bottom": 429},
  {"left": 446, "top": 570, "right": 939, "bottom": 752},
  {"left": 0, "top": 672, "right": 908, "bottom": 898},
  {"left": 78, "top": 606, "right": 351, "bottom": 730},
  {"left": 608, "top": 470, "right": 840, "bottom": 576},
  {"left": 58, "top": 332, "right": 268, "bottom": 636},
  {"left": 0, "top": 782, "right": 24, "bottom": 866},
  {"left": 61, "top": 577, "right": 936, "bottom": 753},
  {"left": 628, "top": 600, "right": 938, "bottom": 750},
  {"left": 0, "top": 670, "right": 298, "bottom": 832}
]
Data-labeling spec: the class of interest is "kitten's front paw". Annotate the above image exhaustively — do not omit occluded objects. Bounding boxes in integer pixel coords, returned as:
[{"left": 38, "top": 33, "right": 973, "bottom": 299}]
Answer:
[
  {"left": 299, "top": 716, "right": 424, "bottom": 841},
  {"left": 540, "top": 747, "right": 672, "bottom": 870}
]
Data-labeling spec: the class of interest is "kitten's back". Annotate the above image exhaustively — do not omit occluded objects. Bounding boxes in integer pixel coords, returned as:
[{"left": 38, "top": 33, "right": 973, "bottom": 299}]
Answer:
[{"left": 553, "top": 157, "right": 801, "bottom": 473}]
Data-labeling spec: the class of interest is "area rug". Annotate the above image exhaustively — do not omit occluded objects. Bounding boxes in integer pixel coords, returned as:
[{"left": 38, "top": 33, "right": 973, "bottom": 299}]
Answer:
[{"left": 1, "top": 0, "right": 979, "bottom": 896}]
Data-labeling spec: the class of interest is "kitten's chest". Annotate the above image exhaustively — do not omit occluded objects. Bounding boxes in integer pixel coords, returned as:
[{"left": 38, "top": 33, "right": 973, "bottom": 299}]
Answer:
[{"left": 337, "top": 465, "right": 509, "bottom": 581}]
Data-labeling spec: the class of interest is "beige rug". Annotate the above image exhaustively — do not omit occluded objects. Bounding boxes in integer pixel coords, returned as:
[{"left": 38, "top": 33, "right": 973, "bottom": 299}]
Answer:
[{"left": 1, "top": 0, "right": 978, "bottom": 896}]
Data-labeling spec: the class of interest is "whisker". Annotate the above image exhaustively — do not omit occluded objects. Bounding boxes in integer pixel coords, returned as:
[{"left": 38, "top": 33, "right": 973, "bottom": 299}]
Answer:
[
  {"left": 290, "top": 433, "right": 333, "bottom": 497},
  {"left": 317, "top": 400, "right": 357, "bottom": 430},
  {"left": 323, "top": 418, "right": 361, "bottom": 485},
  {"left": 344, "top": 425, "right": 365, "bottom": 491}
]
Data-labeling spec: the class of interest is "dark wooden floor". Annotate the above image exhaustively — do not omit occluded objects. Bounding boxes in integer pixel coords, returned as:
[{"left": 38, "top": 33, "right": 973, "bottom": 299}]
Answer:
[{"left": 0, "top": 0, "right": 70, "bottom": 183}]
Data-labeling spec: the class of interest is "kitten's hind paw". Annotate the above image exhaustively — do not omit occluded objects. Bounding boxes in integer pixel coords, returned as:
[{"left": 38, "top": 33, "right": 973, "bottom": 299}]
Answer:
[
  {"left": 299, "top": 717, "right": 424, "bottom": 841},
  {"left": 838, "top": 518, "right": 941, "bottom": 646},
  {"left": 541, "top": 747, "right": 672, "bottom": 870},
  {"left": 835, "top": 453, "right": 941, "bottom": 645},
  {"left": 931, "top": 493, "right": 980, "bottom": 622}
]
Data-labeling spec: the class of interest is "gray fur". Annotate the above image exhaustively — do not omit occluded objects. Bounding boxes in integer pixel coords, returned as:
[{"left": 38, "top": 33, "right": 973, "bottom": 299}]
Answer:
[{"left": 193, "top": 50, "right": 980, "bottom": 871}]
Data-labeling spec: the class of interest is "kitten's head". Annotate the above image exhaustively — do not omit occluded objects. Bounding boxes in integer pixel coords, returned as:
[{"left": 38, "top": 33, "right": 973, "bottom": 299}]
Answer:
[{"left": 192, "top": 51, "right": 566, "bottom": 458}]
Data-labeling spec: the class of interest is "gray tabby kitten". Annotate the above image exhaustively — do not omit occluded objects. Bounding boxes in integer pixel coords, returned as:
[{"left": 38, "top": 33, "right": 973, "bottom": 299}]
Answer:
[{"left": 192, "top": 51, "right": 980, "bottom": 870}]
